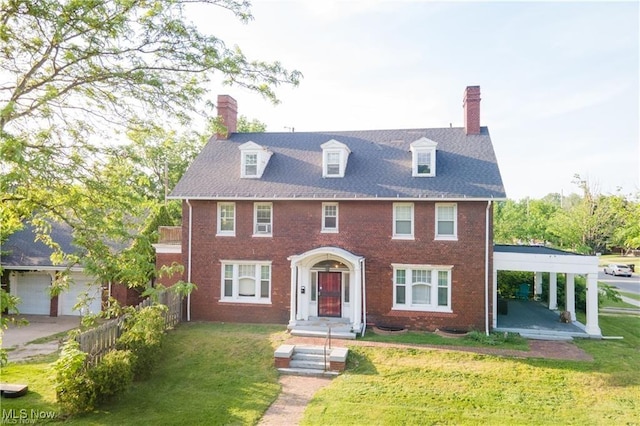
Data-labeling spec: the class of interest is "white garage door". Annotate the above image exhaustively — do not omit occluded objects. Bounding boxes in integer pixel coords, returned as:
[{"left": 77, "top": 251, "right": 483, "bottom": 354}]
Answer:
[
  {"left": 16, "top": 273, "right": 51, "bottom": 315},
  {"left": 59, "top": 274, "right": 102, "bottom": 316}
]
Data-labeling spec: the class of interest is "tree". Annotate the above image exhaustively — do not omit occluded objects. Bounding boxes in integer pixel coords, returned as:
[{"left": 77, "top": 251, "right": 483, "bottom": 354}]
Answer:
[
  {"left": 1, "top": 0, "right": 300, "bottom": 285},
  {"left": 237, "top": 115, "right": 267, "bottom": 132}
]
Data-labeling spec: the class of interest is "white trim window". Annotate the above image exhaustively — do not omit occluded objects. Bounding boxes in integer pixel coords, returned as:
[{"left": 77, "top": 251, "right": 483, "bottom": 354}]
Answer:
[
  {"left": 410, "top": 137, "right": 437, "bottom": 177},
  {"left": 435, "top": 203, "right": 457, "bottom": 240},
  {"left": 322, "top": 203, "right": 339, "bottom": 233},
  {"left": 393, "top": 203, "right": 414, "bottom": 239},
  {"left": 392, "top": 264, "right": 452, "bottom": 312},
  {"left": 242, "top": 152, "right": 258, "bottom": 177},
  {"left": 217, "top": 202, "right": 235, "bottom": 236},
  {"left": 321, "top": 139, "right": 350, "bottom": 178},
  {"left": 253, "top": 203, "right": 272, "bottom": 236},
  {"left": 221, "top": 261, "right": 271, "bottom": 303}
]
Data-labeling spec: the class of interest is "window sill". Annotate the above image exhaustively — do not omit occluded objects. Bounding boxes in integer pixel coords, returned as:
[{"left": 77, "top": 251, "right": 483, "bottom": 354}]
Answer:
[
  {"left": 216, "top": 233, "right": 236, "bottom": 237},
  {"left": 219, "top": 299, "right": 272, "bottom": 305},
  {"left": 321, "top": 229, "right": 339, "bottom": 234},
  {"left": 391, "top": 306, "right": 452, "bottom": 314},
  {"left": 252, "top": 234, "right": 273, "bottom": 238},
  {"left": 392, "top": 235, "right": 414, "bottom": 240},
  {"left": 435, "top": 235, "right": 458, "bottom": 241}
]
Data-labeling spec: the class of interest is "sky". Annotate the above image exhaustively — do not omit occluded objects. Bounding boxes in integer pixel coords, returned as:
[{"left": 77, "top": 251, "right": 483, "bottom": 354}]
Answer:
[{"left": 187, "top": 0, "right": 639, "bottom": 200}]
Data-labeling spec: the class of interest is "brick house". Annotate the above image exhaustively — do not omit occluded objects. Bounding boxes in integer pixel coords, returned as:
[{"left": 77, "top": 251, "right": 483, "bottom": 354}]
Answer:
[{"left": 156, "top": 86, "right": 507, "bottom": 338}]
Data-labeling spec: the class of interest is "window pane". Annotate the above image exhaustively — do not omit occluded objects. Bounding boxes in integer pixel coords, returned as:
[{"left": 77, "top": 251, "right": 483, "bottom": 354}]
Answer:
[
  {"left": 327, "top": 152, "right": 340, "bottom": 175},
  {"left": 438, "top": 287, "right": 448, "bottom": 306},
  {"left": 343, "top": 273, "right": 350, "bottom": 303},
  {"left": 395, "top": 205, "right": 412, "bottom": 220},
  {"left": 245, "top": 154, "right": 257, "bottom": 176},
  {"left": 396, "top": 220, "right": 411, "bottom": 235},
  {"left": 239, "top": 278, "right": 255, "bottom": 296},
  {"left": 412, "top": 269, "right": 429, "bottom": 284},
  {"left": 324, "top": 205, "right": 336, "bottom": 216},
  {"left": 325, "top": 216, "right": 337, "bottom": 228},
  {"left": 224, "top": 265, "right": 233, "bottom": 278},
  {"left": 438, "top": 221, "right": 454, "bottom": 235},
  {"left": 311, "top": 272, "right": 317, "bottom": 302},
  {"left": 224, "top": 280, "right": 233, "bottom": 297},
  {"left": 396, "top": 285, "right": 406, "bottom": 304},
  {"left": 412, "top": 284, "right": 430, "bottom": 304},
  {"left": 256, "top": 206, "right": 271, "bottom": 222},
  {"left": 396, "top": 269, "right": 406, "bottom": 285},
  {"left": 260, "top": 280, "right": 269, "bottom": 298},
  {"left": 239, "top": 264, "right": 255, "bottom": 277},
  {"left": 261, "top": 265, "right": 270, "bottom": 280},
  {"left": 220, "top": 204, "right": 234, "bottom": 231},
  {"left": 438, "top": 205, "right": 454, "bottom": 221}
]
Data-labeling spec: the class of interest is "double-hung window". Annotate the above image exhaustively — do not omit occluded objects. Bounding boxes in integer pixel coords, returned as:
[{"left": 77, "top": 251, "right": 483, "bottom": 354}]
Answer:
[
  {"left": 217, "top": 202, "right": 235, "bottom": 236},
  {"left": 243, "top": 152, "right": 258, "bottom": 177},
  {"left": 221, "top": 261, "right": 271, "bottom": 303},
  {"left": 392, "top": 264, "right": 452, "bottom": 312},
  {"left": 322, "top": 203, "right": 339, "bottom": 232},
  {"left": 393, "top": 203, "right": 414, "bottom": 239},
  {"left": 435, "top": 203, "right": 457, "bottom": 240},
  {"left": 254, "top": 203, "right": 272, "bottom": 236}
]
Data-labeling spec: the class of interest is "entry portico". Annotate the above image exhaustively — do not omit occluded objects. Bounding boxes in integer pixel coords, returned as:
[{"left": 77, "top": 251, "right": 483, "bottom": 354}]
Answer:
[
  {"left": 287, "top": 247, "right": 365, "bottom": 337},
  {"left": 493, "top": 245, "right": 601, "bottom": 337}
]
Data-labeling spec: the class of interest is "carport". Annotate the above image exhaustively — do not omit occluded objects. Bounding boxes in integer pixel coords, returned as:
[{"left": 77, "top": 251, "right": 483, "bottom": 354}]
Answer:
[{"left": 493, "top": 245, "right": 601, "bottom": 338}]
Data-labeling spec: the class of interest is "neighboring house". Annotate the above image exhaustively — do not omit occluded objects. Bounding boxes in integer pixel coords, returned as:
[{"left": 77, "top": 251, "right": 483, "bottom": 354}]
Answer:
[
  {"left": 157, "top": 86, "right": 511, "bottom": 337},
  {"left": 1, "top": 223, "right": 140, "bottom": 316}
]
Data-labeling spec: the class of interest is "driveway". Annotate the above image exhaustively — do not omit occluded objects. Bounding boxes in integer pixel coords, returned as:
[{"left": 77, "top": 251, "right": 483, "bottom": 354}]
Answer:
[{"left": 2, "top": 315, "right": 80, "bottom": 361}]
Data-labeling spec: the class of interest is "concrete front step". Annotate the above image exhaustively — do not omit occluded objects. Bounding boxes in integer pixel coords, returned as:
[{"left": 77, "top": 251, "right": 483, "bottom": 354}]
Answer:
[{"left": 290, "top": 329, "right": 356, "bottom": 340}]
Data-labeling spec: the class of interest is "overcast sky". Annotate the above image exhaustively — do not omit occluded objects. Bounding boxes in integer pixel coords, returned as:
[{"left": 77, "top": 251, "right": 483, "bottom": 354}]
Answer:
[{"left": 188, "top": 0, "right": 639, "bottom": 200}]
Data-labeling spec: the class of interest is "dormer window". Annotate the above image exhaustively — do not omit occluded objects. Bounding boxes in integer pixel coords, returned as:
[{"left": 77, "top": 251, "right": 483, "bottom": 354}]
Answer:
[
  {"left": 410, "top": 137, "right": 438, "bottom": 177},
  {"left": 321, "top": 139, "right": 350, "bottom": 178},
  {"left": 239, "top": 141, "right": 272, "bottom": 178}
]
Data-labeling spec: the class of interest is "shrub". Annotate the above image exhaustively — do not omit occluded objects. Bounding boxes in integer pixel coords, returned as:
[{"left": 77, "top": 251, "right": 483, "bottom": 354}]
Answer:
[
  {"left": 54, "top": 339, "right": 95, "bottom": 414},
  {"left": 117, "top": 305, "right": 168, "bottom": 379},
  {"left": 89, "top": 349, "right": 134, "bottom": 404},
  {"left": 466, "top": 331, "right": 524, "bottom": 346}
]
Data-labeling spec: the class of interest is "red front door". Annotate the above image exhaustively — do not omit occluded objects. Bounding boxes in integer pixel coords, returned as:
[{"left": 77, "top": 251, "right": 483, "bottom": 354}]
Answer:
[{"left": 318, "top": 272, "right": 341, "bottom": 317}]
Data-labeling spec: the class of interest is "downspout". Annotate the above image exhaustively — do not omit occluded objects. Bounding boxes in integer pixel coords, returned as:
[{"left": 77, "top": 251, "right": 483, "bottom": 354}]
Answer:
[
  {"left": 485, "top": 200, "right": 492, "bottom": 336},
  {"left": 360, "top": 258, "right": 366, "bottom": 337},
  {"left": 186, "top": 198, "right": 193, "bottom": 322}
]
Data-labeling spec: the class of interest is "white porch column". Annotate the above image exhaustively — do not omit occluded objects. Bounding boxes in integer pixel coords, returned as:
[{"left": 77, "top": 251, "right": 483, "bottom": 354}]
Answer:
[
  {"left": 288, "top": 265, "right": 297, "bottom": 326},
  {"left": 585, "top": 272, "right": 602, "bottom": 336},
  {"left": 352, "top": 262, "right": 363, "bottom": 333},
  {"left": 492, "top": 267, "right": 498, "bottom": 328},
  {"left": 565, "top": 273, "right": 576, "bottom": 321},
  {"left": 548, "top": 272, "right": 558, "bottom": 310},
  {"left": 535, "top": 272, "right": 543, "bottom": 299}
]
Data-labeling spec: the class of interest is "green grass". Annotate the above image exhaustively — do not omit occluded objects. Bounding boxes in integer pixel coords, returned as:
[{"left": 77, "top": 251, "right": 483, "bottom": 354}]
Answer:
[
  {"left": 0, "top": 322, "right": 283, "bottom": 425},
  {"left": 359, "top": 328, "right": 529, "bottom": 351},
  {"left": 302, "top": 315, "right": 640, "bottom": 425},
  {"left": 2, "top": 318, "right": 639, "bottom": 425},
  {"left": 599, "top": 253, "right": 639, "bottom": 270}
]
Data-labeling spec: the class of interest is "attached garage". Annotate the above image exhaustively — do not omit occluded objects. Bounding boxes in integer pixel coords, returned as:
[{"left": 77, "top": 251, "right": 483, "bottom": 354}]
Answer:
[
  {"left": 59, "top": 274, "right": 103, "bottom": 316},
  {"left": 14, "top": 272, "right": 52, "bottom": 315}
]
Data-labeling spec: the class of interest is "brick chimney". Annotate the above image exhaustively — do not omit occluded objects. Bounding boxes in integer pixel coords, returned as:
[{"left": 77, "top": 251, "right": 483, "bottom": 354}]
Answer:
[
  {"left": 216, "top": 95, "right": 237, "bottom": 139},
  {"left": 463, "top": 86, "right": 481, "bottom": 135}
]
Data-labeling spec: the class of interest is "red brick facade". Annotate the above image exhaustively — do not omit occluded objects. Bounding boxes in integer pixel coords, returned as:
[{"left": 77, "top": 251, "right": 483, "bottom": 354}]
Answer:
[{"left": 155, "top": 199, "right": 495, "bottom": 332}]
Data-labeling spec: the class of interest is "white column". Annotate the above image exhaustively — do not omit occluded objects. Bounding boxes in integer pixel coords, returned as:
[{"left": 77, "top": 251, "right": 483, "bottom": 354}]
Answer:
[
  {"left": 566, "top": 273, "right": 576, "bottom": 321},
  {"left": 352, "top": 262, "right": 362, "bottom": 333},
  {"left": 288, "top": 264, "right": 297, "bottom": 326},
  {"left": 585, "top": 272, "right": 602, "bottom": 336},
  {"left": 535, "top": 272, "right": 543, "bottom": 299},
  {"left": 492, "top": 268, "right": 498, "bottom": 328},
  {"left": 549, "top": 272, "right": 558, "bottom": 310}
]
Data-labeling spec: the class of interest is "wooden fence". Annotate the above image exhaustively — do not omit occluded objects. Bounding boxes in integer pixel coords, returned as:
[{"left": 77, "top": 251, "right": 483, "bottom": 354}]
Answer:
[{"left": 77, "top": 289, "right": 182, "bottom": 365}]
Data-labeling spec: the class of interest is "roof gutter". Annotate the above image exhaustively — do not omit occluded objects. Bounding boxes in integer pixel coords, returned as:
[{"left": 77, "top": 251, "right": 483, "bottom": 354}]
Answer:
[
  {"left": 485, "top": 199, "right": 492, "bottom": 336},
  {"left": 168, "top": 195, "right": 506, "bottom": 202},
  {"left": 186, "top": 198, "right": 193, "bottom": 322}
]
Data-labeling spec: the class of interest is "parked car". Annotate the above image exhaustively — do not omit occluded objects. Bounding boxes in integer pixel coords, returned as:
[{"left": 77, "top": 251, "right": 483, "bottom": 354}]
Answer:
[{"left": 604, "top": 264, "right": 633, "bottom": 277}]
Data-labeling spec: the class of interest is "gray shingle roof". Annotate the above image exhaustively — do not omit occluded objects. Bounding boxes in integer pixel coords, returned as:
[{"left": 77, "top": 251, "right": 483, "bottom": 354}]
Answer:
[
  {"left": 170, "top": 127, "right": 505, "bottom": 200},
  {"left": 1, "top": 223, "right": 77, "bottom": 268},
  {"left": 494, "top": 245, "right": 585, "bottom": 256}
]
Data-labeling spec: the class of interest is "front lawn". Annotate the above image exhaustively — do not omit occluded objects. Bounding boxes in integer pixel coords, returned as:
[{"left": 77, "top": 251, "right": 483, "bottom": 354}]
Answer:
[
  {"left": 2, "top": 317, "right": 638, "bottom": 424},
  {"left": 302, "top": 314, "right": 640, "bottom": 425},
  {"left": 0, "top": 323, "right": 283, "bottom": 425}
]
